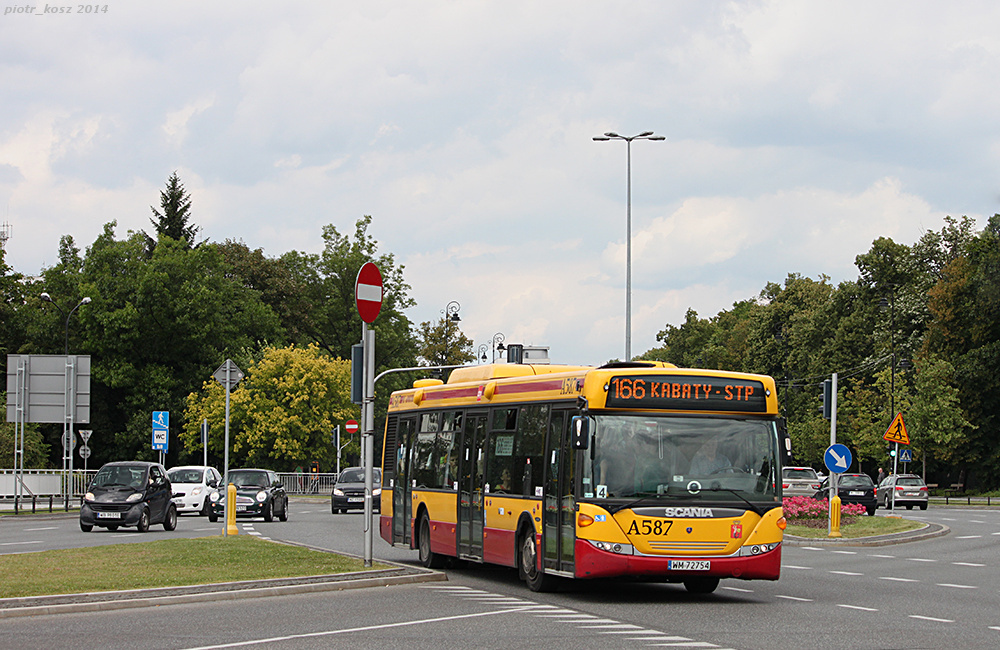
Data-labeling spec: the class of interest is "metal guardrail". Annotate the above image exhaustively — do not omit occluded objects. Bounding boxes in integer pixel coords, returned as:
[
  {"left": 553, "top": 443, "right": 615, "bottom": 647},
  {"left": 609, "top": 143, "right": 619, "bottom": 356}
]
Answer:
[
  {"left": 934, "top": 495, "right": 995, "bottom": 506},
  {"left": 276, "top": 472, "right": 338, "bottom": 495}
]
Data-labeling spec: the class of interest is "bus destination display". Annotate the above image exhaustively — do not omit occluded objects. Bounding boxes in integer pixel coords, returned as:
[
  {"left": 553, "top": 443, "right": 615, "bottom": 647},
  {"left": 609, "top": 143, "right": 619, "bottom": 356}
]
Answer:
[{"left": 605, "top": 375, "right": 767, "bottom": 412}]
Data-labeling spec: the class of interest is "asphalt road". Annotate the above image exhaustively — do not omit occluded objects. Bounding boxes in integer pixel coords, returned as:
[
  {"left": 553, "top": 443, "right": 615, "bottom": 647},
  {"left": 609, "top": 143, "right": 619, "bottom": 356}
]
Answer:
[{"left": 2, "top": 502, "right": 998, "bottom": 649}]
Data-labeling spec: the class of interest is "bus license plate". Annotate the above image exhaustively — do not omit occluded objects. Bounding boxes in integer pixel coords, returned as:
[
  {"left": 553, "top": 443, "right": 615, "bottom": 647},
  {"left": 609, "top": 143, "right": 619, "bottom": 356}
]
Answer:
[
  {"left": 97, "top": 512, "right": 121, "bottom": 519},
  {"left": 669, "top": 560, "right": 709, "bottom": 571}
]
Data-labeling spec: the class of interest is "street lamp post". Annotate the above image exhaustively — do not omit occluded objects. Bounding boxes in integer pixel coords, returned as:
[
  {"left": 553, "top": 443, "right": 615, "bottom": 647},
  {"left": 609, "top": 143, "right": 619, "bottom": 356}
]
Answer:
[
  {"left": 39, "top": 292, "right": 91, "bottom": 509},
  {"left": 477, "top": 344, "right": 489, "bottom": 364},
  {"left": 491, "top": 332, "right": 506, "bottom": 362},
  {"left": 440, "top": 301, "right": 461, "bottom": 365},
  {"left": 41, "top": 293, "right": 92, "bottom": 354},
  {"left": 593, "top": 131, "right": 665, "bottom": 361}
]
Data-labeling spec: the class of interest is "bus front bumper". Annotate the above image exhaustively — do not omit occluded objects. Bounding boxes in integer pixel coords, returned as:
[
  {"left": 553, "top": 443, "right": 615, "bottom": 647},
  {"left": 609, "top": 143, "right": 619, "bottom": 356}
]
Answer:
[{"left": 574, "top": 538, "right": 782, "bottom": 581}]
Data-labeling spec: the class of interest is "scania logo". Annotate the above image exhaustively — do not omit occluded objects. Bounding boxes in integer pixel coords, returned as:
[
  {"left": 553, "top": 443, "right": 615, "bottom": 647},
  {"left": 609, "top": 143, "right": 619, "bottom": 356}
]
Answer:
[{"left": 663, "top": 507, "right": 714, "bottom": 518}]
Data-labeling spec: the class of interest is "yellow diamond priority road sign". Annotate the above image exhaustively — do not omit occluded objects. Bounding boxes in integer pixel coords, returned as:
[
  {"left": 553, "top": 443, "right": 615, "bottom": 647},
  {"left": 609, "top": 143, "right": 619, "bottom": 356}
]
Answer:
[{"left": 883, "top": 412, "right": 910, "bottom": 445}]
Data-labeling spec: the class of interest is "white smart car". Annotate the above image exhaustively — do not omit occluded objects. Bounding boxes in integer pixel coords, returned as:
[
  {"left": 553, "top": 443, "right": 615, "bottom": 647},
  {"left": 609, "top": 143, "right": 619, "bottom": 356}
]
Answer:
[{"left": 167, "top": 465, "right": 222, "bottom": 516}]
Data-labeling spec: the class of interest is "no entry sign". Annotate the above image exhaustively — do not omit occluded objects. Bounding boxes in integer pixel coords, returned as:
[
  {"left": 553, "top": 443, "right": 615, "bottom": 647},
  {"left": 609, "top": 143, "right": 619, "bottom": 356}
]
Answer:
[
  {"left": 345, "top": 420, "right": 359, "bottom": 434},
  {"left": 355, "top": 262, "right": 383, "bottom": 324}
]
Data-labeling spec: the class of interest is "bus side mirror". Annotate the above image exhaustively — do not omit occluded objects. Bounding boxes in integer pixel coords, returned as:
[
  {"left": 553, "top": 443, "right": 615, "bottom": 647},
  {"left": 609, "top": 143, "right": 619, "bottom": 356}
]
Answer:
[{"left": 571, "top": 416, "right": 590, "bottom": 450}]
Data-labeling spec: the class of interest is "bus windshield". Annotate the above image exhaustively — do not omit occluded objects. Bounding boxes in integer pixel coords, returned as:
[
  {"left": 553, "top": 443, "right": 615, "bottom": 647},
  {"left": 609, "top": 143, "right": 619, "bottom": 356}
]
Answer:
[{"left": 584, "top": 415, "right": 779, "bottom": 506}]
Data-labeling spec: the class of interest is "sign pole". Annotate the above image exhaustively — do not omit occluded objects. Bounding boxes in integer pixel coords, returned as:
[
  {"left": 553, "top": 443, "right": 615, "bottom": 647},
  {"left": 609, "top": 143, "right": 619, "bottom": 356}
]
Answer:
[
  {"left": 363, "top": 324, "right": 376, "bottom": 567},
  {"left": 223, "top": 364, "right": 231, "bottom": 536}
]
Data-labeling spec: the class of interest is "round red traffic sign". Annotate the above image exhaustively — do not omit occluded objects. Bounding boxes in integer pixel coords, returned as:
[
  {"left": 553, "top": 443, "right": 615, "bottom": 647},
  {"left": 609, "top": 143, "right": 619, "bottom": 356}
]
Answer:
[
  {"left": 355, "top": 262, "right": 383, "bottom": 324},
  {"left": 345, "top": 420, "right": 359, "bottom": 434}
]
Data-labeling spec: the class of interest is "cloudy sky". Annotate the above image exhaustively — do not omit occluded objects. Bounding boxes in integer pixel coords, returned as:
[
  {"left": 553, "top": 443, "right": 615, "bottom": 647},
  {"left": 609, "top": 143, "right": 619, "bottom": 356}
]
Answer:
[{"left": 2, "top": 1, "right": 998, "bottom": 366}]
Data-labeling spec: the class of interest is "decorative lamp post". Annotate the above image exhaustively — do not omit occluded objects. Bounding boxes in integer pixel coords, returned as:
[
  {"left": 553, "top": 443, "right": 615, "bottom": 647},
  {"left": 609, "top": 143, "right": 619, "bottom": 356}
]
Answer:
[
  {"left": 491, "top": 332, "right": 506, "bottom": 362},
  {"left": 593, "top": 131, "right": 665, "bottom": 361},
  {"left": 41, "top": 292, "right": 92, "bottom": 355}
]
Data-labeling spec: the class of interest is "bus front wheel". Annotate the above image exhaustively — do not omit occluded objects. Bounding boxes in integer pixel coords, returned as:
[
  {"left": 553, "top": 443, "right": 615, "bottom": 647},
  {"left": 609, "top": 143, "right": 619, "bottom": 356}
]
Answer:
[
  {"left": 418, "top": 514, "right": 445, "bottom": 568},
  {"left": 519, "top": 529, "right": 555, "bottom": 592}
]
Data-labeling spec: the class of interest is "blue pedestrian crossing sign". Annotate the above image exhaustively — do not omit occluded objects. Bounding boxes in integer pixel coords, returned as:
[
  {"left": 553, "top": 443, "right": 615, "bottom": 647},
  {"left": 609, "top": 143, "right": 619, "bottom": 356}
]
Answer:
[
  {"left": 899, "top": 448, "right": 913, "bottom": 463},
  {"left": 152, "top": 411, "right": 169, "bottom": 452},
  {"left": 824, "top": 443, "right": 852, "bottom": 474}
]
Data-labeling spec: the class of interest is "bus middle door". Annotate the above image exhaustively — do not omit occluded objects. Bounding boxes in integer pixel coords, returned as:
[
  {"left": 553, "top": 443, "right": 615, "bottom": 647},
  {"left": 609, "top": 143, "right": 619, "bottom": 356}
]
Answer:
[{"left": 458, "top": 411, "right": 487, "bottom": 560}]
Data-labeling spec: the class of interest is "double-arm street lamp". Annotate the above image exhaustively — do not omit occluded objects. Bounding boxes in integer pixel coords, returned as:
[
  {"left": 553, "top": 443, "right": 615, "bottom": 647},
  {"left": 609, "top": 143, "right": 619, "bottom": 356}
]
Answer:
[
  {"left": 40, "top": 292, "right": 91, "bottom": 354},
  {"left": 593, "top": 131, "right": 665, "bottom": 361}
]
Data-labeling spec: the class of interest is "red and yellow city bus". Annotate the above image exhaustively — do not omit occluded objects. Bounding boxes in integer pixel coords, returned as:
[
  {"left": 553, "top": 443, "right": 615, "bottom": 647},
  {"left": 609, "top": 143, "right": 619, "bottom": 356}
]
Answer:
[{"left": 379, "top": 360, "right": 787, "bottom": 592}]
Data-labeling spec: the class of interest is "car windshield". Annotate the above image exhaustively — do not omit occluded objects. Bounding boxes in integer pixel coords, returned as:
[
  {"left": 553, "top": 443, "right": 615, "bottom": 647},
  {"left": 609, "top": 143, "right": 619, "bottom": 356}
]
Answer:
[
  {"left": 230, "top": 471, "right": 268, "bottom": 488},
  {"left": 92, "top": 465, "right": 146, "bottom": 490},
  {"left": 583, "top": 415, "right": 780, "bottom": 507},
  {"left": 840, "top": 475, "right": 873, "bottom": 488},
  {"left": 783, "top": 468, "right": 818, "bottom": 480},
  {"left": 338, "top": 469, "right": 380, "bottom": 483},
  {"left": 168, "top": 469, "right": 205, "bottom": 484}
]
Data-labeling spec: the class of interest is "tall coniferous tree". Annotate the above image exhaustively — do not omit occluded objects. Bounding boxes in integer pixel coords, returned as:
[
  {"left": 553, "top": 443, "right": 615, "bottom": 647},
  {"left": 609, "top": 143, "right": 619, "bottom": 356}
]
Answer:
[{"left": 149, "top": 172, "right": 200, "bottom": 250}]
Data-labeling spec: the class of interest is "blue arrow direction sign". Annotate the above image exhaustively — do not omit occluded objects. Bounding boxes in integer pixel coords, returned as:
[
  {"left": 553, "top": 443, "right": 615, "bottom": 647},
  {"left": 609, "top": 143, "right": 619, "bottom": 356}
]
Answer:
[
  {"left": 152, "top": 411, "right": 169, "bottom": 452},
  {"left": 824, "top": 443, "right": 852, "bottom": 474}
]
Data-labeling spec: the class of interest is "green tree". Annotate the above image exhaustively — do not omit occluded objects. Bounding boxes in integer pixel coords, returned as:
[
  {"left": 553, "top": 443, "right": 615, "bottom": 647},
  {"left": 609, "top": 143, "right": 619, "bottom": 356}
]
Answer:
[
  {"left": 149, "top": 172, "right": 200, "bottom": 249},
  {"left": 182, "top": 345, "right": 357, "bottom": 471},
  {"left": 415, "top": 316, "right": 475, "bottom": 366},
  {"left": 0, "top": 401, "right": 49, "bottom": 469}
]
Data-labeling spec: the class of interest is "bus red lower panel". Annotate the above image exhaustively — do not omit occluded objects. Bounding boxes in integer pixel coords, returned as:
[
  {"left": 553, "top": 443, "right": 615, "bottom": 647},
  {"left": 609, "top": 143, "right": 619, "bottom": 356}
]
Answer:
[
  {"left": 574, "top": 539, "right": 782, "bottom": 581},
  {"left": 483, "top": 527, "right": 517, "bottom": 567},
  {"left": 379, "top": 514, "right": 392, "bottom": 544}
]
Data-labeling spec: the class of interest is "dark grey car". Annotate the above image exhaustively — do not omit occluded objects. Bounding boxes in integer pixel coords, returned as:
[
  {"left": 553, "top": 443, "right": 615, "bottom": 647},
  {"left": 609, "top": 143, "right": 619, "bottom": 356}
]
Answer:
[
  {"left": 80, "top": 461, "right": 178, "bottom": 532},
  {"left": 331, "top": 467, "right": 382, "bottom": 513}
]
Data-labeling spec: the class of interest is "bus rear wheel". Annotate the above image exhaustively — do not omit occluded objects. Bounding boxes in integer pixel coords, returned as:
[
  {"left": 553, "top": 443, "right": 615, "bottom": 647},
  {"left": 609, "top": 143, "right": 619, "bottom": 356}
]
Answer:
[
  {"left": 519, "top": 529, "right": 555, "bottom": 592},
  {"left": 418, "top": 514, "right": 445, "bottom": 568},
  {"left": 683, "top": 577, "right": 719, "bottom": 594}
]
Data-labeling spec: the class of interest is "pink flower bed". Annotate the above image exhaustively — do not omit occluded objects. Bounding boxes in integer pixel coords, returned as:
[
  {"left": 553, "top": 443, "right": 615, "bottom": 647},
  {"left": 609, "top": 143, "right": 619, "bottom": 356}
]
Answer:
[{"left": 782, "top": 495, "right": 866, "bottom": 519}]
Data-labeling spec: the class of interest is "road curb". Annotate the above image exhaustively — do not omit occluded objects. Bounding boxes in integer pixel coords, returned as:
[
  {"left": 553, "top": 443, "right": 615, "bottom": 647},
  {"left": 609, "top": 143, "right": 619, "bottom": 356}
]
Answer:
[
  {"left": 0, "top": 566, "right": 446, "bottom": 619},
  {"left": 783, "top": 521, "right": 950, "bottom": 547}
]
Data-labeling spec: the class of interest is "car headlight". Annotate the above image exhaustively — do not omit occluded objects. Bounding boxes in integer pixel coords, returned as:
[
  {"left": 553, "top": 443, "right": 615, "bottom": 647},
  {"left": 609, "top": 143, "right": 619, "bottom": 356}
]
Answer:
[
  {"left": 210, "top": 492, "right": 220, "bottom": 502},
  {"left": 256, "top": 491, "right": 267, "bottom": 502},
  {"left": 84, "top": 492, "right": 95, "bottom": 502},
  {"left": 191, "top": 487, "right": 203, "bottom": 496},
  {"left": 373, "top": 488, "right": 381, "bottom": 496},
  {"left": 333, "top": 488, "right": 344, "bottom": 496},
  {"left": 126, "top": 493, "right": 143, "bottom": 502}
]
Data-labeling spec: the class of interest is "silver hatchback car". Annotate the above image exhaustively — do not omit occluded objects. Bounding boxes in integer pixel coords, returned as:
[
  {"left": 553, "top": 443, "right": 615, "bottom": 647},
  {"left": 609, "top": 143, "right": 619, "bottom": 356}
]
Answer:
[{"left": 877, "top": 473, "right": 928, "bottom": 510}]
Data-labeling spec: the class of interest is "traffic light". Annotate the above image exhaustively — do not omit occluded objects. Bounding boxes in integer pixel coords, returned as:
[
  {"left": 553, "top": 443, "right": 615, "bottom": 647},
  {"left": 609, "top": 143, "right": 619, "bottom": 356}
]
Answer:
[
  {"left": 821, "top": 379, "right": 833, "bottom": 420},
  {"left": 310, "top": 461, "right": 319, "bottom": 474}
]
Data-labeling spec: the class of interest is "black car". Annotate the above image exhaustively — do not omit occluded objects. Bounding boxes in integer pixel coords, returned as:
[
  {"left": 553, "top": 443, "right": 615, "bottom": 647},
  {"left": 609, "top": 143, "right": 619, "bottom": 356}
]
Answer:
[
  {"left": 80, "top": 461, "right": 178, "bottom": 532},
  {"left": 208, "top": 468, "right": 288, "bottom": 522},
  {"left": 813, "top": 473, "right": 877, "bottom": 516},
  {"left": 331, "top": 467, "right": 382, "bottom": 514}
]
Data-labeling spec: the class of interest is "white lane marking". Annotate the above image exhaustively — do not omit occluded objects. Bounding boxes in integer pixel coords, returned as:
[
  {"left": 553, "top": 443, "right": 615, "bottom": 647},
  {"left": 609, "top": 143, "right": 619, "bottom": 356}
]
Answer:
[
  {"left": 722, "top": 586, "right": 753, "bottom": 593},
  {"left": 969, "top": 520, "right": 984, "bottom": 523},
  {"left": 247, "top": 531, "right": 262, "bottom": 536},
  {"left": 992, "top": 532, "right": 1000, "bottom": 536},
  {"left": 880, "top": 577, "right": 919, "bottom": 582},
  {"left": 989, "top": 626, "right": 1000, "bottom": 631},
  {"left": 952, "top": 562, "right": 985, "bottom": 567},
  {"left": 831, "top": 550, "right": 857, "bottom": 555},
  {"left": 0, "top": 540, "right": 43, "bottom": 546},
  {"left": 837, "top": 604, "right": 878, "bottom": 611},
  {"left": 23, "top": 527, "right": 59, "bottom": 531},
  {"left": 830, "top": 571, "right": 863, "bottom": 576},
  {"left": 775, "top": 595, "right": 813, "bottom": 602},
  {"left": 869, "top": 554, "right": 895, "bottom": 558},
  {"left": 955, "top": 535, "right": 982, "bottom": 539},
  {"left": 940, "top": 518, "right": 956, "bottom": 521},
  {"left": 783, "top": 565, "right": 812, "bottom": 570},
  {"left": 182, "top": 606, "right": 537, "bottom": 650},
  {"left": 937, "top": 583, "right": 977, "bottom": 589},
  {"left": 909, "top": 615, "right": 953, "bottom": 623},
  {"left": 906, "top": 558, "right": 936, "bottom": 562},
  {"left": 579, "top": 623, "right": 643, "bottom": 630},
  {"left": 646, "top": 642, "right": 722, "bottom": 648},
  {"left": 800, "top": 546, "right": 824, "bottom": 551}
]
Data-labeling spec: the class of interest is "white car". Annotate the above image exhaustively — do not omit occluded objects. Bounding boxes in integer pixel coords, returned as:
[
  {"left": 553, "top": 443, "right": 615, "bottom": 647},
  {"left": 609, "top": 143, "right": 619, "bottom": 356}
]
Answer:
[{"left": 167, "top": 465, "right": 223, "bottom": 516}]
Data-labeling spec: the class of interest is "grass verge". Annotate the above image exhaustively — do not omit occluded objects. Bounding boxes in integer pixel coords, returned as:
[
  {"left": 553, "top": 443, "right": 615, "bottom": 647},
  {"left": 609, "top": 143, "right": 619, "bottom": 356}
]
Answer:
[
  {"left": 786, "top": 516, "right": 925, "bottom": 539},
  {"left": 0, "top": 535, "right": 381, "bottom": 599}
]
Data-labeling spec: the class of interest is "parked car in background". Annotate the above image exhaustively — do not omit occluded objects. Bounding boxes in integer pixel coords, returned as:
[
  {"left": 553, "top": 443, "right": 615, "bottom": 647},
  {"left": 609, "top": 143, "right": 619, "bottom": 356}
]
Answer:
[
  {"left": 80, "top": 461, "right": 178, "bottom": 532},
  {"left": 877, "top": 473, "right": 929, "bottom": 510},
  {"left": 812, "top": 473, "right": 877, "bottom": 516},
  {"left": 208, "top": 468, "right": 288, "bottom": 522},
  {"left": 331, "top": 467, "right": 382, "bottom": 514},
  {"left": 168, "top": 465, "right": 222, "bottom": 516},
  {"left": 782, "top": 466, "right": 822, "bottom": 496}
]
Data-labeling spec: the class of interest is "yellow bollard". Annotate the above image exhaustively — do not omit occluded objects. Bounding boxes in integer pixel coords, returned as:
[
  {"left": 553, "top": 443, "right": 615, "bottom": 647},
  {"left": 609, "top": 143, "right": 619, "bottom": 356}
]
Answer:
[
  {"left": 828, "top": 494, "right": 842, "bottom": 538},
  {"left": 226, "top": 483, "right": 239, "bottom": 536}
]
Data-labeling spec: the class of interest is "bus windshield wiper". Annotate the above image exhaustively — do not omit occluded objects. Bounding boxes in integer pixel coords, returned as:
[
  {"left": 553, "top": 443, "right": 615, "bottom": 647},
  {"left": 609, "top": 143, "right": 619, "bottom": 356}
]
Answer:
[
  {"left": 703, "top": 486, "right": 764, "bottom": 516},
  {"left": 605, "top": 491, "right": 682, "bottom": 514}
]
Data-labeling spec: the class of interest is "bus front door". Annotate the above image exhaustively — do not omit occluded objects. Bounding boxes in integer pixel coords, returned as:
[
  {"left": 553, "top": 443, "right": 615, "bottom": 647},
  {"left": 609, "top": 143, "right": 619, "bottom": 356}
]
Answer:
[
  {"left": 458, "top": 412, "right": 487, "bottom": 560},
  {"left": 392, "top": 417, "right": 416, "bottom": 546},
  {"left": 544, "top": 410, "right": 575, "bottom": 574}
]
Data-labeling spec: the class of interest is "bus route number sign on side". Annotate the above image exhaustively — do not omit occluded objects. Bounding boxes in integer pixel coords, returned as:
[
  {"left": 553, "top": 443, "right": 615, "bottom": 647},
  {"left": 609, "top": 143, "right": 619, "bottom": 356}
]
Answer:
[{"left": 355, "top": 262, "right": 383, "bottom": 324}]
